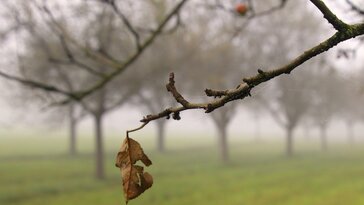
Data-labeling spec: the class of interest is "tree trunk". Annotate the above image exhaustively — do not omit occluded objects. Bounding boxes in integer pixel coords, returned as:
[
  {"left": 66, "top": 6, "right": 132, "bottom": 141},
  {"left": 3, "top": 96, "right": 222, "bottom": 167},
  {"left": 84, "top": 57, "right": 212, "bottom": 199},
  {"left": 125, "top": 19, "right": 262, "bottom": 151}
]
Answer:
[
  {"left": 68, "top": 104, "right": 77, "bottom": 156},
  {"left": 156, "top": 121, "right": 166, "bottom": 152},
  {"left": 211, "top": 109, "right": 231, "bottom": 163},
  {"left": 304, "top": 124, "right": 310, "bottom": 140},
  {"left": 286, "top": 127, "right": 294, "bottom": 157},
  {"left": 254, "top": 116, "right": 261, "bottom": 142},
  {"left": 94, "top": 114, "right": 105, "bottom": 180},
  {"left": 347, "top": 121, "right": 354, "bottom": 146},
  {"left": 218, "top": 125, "right": 229, "bottom": 163},
  {"left": 320, "top": 126, "right": 328, "bottom": 151}
]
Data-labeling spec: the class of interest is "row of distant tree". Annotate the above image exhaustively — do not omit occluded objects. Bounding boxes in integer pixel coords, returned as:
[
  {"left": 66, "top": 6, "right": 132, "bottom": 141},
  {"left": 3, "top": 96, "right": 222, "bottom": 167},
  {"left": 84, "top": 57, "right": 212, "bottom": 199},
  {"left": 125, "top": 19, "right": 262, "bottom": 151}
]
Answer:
[{"left": 0, "top": 0, "right": 364, "bottom": 180}]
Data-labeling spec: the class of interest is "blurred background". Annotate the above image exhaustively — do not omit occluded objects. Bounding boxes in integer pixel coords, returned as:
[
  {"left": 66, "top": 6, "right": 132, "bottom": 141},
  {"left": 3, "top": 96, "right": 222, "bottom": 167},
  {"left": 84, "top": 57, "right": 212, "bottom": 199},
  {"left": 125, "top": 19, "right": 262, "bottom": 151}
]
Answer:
[{"left": 1, "top": 0, "right": 364, "bottom": 204}]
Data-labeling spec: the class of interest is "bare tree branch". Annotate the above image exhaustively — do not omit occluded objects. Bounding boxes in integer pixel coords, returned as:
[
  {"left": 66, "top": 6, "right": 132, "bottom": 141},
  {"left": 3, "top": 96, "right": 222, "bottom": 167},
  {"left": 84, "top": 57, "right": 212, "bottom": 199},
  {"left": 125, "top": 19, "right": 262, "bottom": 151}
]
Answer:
[
  {"left": 48, "top": 57, "right": 105, "bottom": 77},
  {"left": 38, "top": 3, "right": 124, "bottom": 70},
  {"left": 345, "top": 0, "right": 364, "bottom": 15},
  {"left": 248, "top": 0, "right": 288, "bottom": 18},
  {"left": 310, "top": 0, "right": 348, "bottom": 31},
  {"left": 232, "top": 0, "right": 289, "bottom": 37},
  {"left": 65, "top": 0, "right": 189, "bottom": 103},
  {"left": 48, "top": 36, "right": 106, "bottom": 77},
  {"left": 127, "top": 0, "right": 364, "bottom": 133},
  {"left": 106, "top": 0, "right": 141, "bottom": 50},
  {"left": 0, "top": 69, "right": 73, "bottom": 97},
  {"left": 200, "top": 0, "right": 288, "bottom": 18},
  {"left": 0, "top": 0, "right": 189, "bottom": 104},
  {"left": 5, "top": 2, "right": 106, "bottom": 78}
]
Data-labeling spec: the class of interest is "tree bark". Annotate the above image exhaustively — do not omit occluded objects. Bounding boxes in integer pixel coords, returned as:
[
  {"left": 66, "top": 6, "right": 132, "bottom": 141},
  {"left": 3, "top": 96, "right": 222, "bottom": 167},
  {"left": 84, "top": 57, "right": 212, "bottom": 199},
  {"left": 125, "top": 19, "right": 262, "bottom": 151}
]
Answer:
[
  {"left": 286, "top": 127, "right": 294, "bottom": 157},
  {"left": 68, "top": 104, "right": 77, "bottom": 156},
  {"left": 320, "top": 125, "right": 328, "bottom": 151},
  {"left": 94, "top": 114, "right": 105, "bottom": 180},
  {"left": 156, "top": 121, "right": 166, "bottom": 152}
]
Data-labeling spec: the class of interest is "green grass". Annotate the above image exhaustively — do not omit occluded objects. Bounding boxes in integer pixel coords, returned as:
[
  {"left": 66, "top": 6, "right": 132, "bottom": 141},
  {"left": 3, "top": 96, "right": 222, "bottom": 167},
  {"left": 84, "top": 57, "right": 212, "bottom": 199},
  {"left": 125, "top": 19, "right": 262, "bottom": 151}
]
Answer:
[{"left": 1, "top": 132, "right": 364, "bottom": 205}]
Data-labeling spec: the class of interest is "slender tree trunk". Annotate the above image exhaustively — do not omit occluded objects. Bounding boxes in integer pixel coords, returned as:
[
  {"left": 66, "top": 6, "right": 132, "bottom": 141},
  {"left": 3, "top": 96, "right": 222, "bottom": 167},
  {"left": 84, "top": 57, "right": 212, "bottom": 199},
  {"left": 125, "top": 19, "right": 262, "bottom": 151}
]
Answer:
[
  {"left": 286, "top": 127, "right": 294, "bottom": 157},
  {"left": 156, "top": 121, "right": 166, "bottom": 152},
  {"left": 304, "top": 124, "right": 310, "bottom": 140},
  {"left": 94, "top": 114, "right": 105, "bottom": 180},
  {"left": 254, "top": 115, "right": 261, "bottom": 142},
  {"left": 346, "top": 121, "right": 354, "bottom": 146},
  {"left": 320, "top": 125, "right": 328, "bottom": 151},
  {"left": 218, "top": 124, "right": 229, "bottom": 163},
  {"left": 68, "top": 104, "right": 77, "bottom": 156},
  {"left": 69, "top": 118, "right": 77, "bottom": 156},
  {"left": 212, "top": 109, "right": 232, "bottom": 163}
]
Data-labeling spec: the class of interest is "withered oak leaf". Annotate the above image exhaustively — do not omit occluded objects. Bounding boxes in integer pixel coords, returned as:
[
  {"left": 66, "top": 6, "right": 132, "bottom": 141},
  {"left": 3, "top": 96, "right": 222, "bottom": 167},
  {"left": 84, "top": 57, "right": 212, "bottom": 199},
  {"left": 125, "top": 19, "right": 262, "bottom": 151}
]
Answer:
[{"left": 115, "top": 137, "right": 153, "bottom": 204}]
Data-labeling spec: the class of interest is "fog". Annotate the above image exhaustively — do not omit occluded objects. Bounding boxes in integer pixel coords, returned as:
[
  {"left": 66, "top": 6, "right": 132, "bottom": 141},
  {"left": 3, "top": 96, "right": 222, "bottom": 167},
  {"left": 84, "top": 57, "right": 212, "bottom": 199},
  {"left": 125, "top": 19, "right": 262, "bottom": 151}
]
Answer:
[{"left": 1, "top": 0, "right": 364, "bottom": 205}]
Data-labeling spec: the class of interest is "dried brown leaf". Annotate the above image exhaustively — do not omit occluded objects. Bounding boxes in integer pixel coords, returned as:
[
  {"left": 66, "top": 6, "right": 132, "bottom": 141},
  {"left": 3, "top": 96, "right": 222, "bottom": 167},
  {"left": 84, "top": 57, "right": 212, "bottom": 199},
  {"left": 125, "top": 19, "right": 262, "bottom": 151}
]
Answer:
[{"left": 115, "top": 136, "right": 153, "bottom": 204}]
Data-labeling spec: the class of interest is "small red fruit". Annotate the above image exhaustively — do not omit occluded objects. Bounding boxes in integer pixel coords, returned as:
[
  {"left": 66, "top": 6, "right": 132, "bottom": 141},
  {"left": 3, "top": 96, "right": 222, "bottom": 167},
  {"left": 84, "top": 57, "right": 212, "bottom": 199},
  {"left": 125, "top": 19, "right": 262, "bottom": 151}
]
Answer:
[{"left": 235, "top": 3, "right": 248, "bottom": 15}]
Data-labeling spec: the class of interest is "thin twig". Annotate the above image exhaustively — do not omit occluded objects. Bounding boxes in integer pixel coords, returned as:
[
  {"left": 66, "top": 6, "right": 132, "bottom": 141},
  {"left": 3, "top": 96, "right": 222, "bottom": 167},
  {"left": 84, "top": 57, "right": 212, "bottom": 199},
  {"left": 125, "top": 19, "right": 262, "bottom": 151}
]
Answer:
[
  {"left": 345, "top": 0, "right": 364, "bottom": 15},
  {"left": 127, "top": 122, "right": 149, "bottom": 134},
  {"left": 108, "top": 1, "right": 141, "bottom": 50},
  {"left": 310, "top": 0, "right": 349, "bottom": 31},
  {"left": 128, "top": 0, "right": 364, "bottom": 131},
  {"left": 232, "top": 0, "right": 288, "bottom": 37},
  {"left": 58, "top": 0, "right": 189, "bottom": 104}
]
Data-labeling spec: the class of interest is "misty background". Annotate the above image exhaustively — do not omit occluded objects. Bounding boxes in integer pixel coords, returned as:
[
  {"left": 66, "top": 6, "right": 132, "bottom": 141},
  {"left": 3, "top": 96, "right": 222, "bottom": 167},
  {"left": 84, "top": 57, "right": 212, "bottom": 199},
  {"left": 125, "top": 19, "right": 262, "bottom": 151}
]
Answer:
[{"left": 1, "top": 0, "right": 364, "bottom": 205}]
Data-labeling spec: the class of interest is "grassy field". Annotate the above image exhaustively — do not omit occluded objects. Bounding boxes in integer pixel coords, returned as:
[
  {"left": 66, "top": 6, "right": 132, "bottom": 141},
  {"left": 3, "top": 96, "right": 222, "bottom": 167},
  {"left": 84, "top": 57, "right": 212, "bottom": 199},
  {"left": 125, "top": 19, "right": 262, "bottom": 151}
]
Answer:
[{"left": 1, "top": 131, "right": 364, "bottom": 205}]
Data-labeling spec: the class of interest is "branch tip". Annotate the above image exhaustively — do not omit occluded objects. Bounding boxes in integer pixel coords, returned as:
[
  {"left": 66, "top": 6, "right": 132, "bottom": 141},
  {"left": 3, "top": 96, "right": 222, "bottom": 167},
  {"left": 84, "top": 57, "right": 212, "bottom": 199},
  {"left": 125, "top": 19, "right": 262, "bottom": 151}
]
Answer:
[{"left": 310, "top": 0, "right": 349, "bottom": 31}]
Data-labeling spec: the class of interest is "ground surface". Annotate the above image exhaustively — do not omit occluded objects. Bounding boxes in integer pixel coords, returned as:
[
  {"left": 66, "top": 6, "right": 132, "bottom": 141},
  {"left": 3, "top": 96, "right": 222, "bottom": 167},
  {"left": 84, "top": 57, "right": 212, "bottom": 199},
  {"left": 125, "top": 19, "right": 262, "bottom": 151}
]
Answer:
[{"left": 1, "top": 132, "right": 364, "bottom": 205}]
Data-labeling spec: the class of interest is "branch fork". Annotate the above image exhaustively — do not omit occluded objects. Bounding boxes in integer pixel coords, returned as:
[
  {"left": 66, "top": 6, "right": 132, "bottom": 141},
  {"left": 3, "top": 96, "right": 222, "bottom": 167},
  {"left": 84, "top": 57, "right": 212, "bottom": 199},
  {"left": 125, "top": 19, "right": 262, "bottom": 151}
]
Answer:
[{"left": 127, "top": 0, "right": 364, "bottom": 134}]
